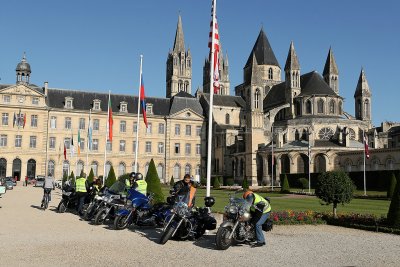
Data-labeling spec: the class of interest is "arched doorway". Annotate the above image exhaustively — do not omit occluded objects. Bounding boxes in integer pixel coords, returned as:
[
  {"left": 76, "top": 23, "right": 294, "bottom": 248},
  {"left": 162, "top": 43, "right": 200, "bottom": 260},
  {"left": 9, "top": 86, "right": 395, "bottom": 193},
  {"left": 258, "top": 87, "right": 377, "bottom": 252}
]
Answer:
[
  {"left": 297, "top": 154, "right": 309, "bottom": 174},
  {"left": 12, "top": 158, "right": 22, "bottom": 181},
  {"left": 27, "top": 159, "right": 36, "bottom": 178},
  {"left": 0, "top": 158, "right": 6, "bottom": 178},
  {"left": 314, "top": 154, "right": 326, "bottom": 173},
  {"left": 280, "top": 154, "right": 290, "bottom": 174}
]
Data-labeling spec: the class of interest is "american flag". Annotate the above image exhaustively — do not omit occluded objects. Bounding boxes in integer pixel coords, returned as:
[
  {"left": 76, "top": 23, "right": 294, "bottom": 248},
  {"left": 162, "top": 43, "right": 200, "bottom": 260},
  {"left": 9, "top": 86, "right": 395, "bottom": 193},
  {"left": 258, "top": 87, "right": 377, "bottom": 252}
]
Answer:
[
  {"left": 364, "top": 132, "right": 370, "bottom": 159},
  {"left": 208, "top": 0, "right": 220, "bottom": 94}
]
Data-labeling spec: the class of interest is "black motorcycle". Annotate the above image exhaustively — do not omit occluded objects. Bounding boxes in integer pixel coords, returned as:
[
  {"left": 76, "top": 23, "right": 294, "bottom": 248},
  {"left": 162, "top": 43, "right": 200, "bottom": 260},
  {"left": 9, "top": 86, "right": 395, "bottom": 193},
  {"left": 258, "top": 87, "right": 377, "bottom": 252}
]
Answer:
[
  {"left": 159, "top": 196, "right": 216, "bottom": 245},
  {"left": 57, "top": 184, "right": 95, "bottom": 213}
]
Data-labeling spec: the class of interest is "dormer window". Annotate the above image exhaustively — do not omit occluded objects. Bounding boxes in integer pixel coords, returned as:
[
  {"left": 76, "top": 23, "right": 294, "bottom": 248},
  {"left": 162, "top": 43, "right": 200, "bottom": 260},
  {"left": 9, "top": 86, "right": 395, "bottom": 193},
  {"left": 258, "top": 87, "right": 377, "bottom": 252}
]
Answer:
[
  {"left": 65, "top": 97, "right": 74, "bottom": 109},
  {"left": 146, "top": 103, "right": 153, "bottom": 115},
  {"left": 93, "top": 99, "right": 101, "bottom": 111},
  {"left": 120, "top": 102, "right": 128, "bottom": 113},
  {"left": 32, "top": 97, "right": 39, "bottom": 105},
  {"left": 3, "top": 95, "right": 11, "bottom": 103}
]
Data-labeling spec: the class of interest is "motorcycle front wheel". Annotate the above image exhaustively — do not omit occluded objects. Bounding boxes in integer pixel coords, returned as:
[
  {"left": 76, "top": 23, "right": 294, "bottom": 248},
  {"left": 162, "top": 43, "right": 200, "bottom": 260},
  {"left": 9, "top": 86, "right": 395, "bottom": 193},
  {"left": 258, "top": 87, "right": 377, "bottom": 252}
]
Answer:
[
  {"left": 113, "top": 214, "right": 130, "bottom": 230},
  {"left": 159, "top": 224, "right": 175, "bottom": 245},
  {"left": 83, "top": 203, "right": 96, "bottom": 221},
  {"left": 57, "top": 200, "right": 67, "bottom": 213},
  {"left": 94, "top": 207, "right": 108, "bottom": 225},
  {"left": 216, "top": 226, "right": 233, "bottom": 250}
]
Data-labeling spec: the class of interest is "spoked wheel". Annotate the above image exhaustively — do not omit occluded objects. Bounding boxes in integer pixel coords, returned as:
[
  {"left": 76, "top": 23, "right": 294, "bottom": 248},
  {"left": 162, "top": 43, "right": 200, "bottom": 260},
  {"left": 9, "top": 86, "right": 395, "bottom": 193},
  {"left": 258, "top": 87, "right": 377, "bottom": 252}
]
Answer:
[
  {"left": 216, "top": 226, "right": 233, "bottom": 250},
  {"left": 57, "top": 201, "right": 67, "bottom": 213},
  {"left": 113, "top": 214, "right": 129, "bottom": 230},
  {"left": 94, "top": 207, "right": 107, "bottom": 225}
]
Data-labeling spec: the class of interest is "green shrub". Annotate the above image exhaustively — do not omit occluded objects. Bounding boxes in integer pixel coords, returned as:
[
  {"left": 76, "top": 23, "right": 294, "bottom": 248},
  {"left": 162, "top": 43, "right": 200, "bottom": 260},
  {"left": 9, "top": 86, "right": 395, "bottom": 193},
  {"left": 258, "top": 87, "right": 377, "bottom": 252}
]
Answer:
[
  {"left": 387, "top": 173, "right": 397, "bottom": 199},
  {"left": 105, "top": 166, "right": 117, "bottom": 188},
  {"left": 225, "top": 178, "right": 234, "bottom": 186},
  {"left": 200, "top": 177, "right": 207, "bottom": 186},
  {"left": 62, "top": 173, "right": 68, "bottom": 186},
  {"left": 145, "top": 159, "right": 165, "bottom": 203},
  {"left": 281, "top": 174, "right": 290, "bottom": 193},
  {"left": 242, "top": 176, "right": 249, "bottom": 190},
  {"left": 87, "top": 168, "right": 94, "bottom": 184},
  {"left": 315, "top": 171, "right": 355, "bottom": 218},
  {"left": 69, "top": 171, "right": 75, "bottom": 186},
  {"left": 298, "top": 178, "right": 308, "bottom": 191},
  {"left": 213, "top": 176, "right": 221, "bottom": 189},
  {"left": 79, "top": 169, "right": 85, "bottom": 178},
  {"left": 387, "top": 175, "right": 400, "bottom": 228},
  {"left": 169, "top": 176, "right": 175, "bottom": 187}
]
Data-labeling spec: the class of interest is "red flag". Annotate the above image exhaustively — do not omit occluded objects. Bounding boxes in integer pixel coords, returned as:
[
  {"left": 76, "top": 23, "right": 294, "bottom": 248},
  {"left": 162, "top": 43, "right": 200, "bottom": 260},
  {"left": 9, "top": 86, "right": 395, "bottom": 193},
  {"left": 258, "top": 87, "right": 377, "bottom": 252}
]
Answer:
[
  {"left": 364, "top": 133, "right": 370, "bottom": 159},
  {"left": 63, "top": 142, "right": 67, "bottom": 160},
  {"left": 23, "top": 113, "right": 26, "bottom": 128},
  {"left": 208, "top": 0, "right": 220, "bottom": 94},
  {"left": 107, "top": 94, "right": 113, "bottom": 141},
  {"left": 140, "top": 75, "right": 148, "bottom": 128}
]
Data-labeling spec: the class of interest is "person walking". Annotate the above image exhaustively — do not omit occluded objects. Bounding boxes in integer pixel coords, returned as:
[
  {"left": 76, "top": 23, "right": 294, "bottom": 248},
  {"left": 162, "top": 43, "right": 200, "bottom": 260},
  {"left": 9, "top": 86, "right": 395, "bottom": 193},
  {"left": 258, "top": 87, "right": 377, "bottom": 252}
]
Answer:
[
  {"left": 243, "top": 190, "right": 272, "bottom": 248},
  {"left": 75, "top": 175, "right": 88, "bottom": 216},
  {"left": 25, "top": 176, "right": 28, "bottom": 186}
]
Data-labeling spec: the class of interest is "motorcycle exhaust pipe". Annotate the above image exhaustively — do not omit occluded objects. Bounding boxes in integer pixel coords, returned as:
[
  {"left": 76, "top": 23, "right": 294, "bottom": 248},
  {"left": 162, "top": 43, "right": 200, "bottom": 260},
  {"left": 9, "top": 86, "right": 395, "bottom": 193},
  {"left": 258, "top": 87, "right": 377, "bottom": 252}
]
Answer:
[{"left": 228, "top": 221, "right": 240, "bottom": 239}]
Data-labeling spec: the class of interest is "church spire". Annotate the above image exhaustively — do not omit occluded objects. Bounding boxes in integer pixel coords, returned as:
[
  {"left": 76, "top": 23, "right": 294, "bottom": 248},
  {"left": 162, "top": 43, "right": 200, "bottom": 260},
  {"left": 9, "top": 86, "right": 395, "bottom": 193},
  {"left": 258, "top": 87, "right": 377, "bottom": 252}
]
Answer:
[
  {"left": 284, "top": 41, "right": 300, "bottom": 71},
  {"left": 354, "top": 68, "right": 372, "bottom": 122},
  {"left": 323, "top": 47, "right": 339, "bottom": 94},
  {"left": 173, "top": 14, "right": 185, "bottom": 53}
]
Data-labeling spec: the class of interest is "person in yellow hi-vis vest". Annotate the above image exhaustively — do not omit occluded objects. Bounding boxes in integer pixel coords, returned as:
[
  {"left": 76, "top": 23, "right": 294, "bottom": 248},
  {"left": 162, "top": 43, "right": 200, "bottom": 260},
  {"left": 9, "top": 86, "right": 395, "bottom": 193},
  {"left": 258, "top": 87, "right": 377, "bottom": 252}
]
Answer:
[
  {"left": 132, "top": 173, "right": 147, "bottom": 195},
  {"left": 75, "top": 175, "right": 88, "bottom": 216},
  {"left": 243, "top": 190, "right": 272, "bottom": 248}
]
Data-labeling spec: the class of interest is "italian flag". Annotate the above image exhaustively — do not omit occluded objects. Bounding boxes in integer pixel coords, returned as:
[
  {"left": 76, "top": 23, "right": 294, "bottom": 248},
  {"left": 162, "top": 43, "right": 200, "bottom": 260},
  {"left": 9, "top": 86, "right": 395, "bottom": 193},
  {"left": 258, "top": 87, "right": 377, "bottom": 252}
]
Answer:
[{"left": 107, "top": 93, "right": 113, "bottom": 142}]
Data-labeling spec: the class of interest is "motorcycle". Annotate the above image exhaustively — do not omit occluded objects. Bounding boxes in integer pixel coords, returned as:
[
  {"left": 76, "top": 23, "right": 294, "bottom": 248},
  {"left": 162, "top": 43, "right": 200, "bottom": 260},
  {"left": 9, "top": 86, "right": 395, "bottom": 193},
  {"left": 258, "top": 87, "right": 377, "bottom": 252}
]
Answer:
[
  {"left": 113, "top": 190, "right": 170, "bottom": 230},
  {"left": 83, "top": 192, "right": 106, "bottom": 221},
  {"left": 215, "top": 191, "right": 273, "bottom": 250},
  {"left": 159, "top": 196, "right": 216, "bottom": 245},
  {"left": 57, "top": 183, "right": 95, "bottom": 213}
]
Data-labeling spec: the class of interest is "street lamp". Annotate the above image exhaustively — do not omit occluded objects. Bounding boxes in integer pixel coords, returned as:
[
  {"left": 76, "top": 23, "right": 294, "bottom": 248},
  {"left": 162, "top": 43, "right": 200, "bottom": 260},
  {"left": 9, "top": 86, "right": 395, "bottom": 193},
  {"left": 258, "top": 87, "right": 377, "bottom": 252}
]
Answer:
[{"left": 307, "top": 128, "right": 312, "bottom": 194}]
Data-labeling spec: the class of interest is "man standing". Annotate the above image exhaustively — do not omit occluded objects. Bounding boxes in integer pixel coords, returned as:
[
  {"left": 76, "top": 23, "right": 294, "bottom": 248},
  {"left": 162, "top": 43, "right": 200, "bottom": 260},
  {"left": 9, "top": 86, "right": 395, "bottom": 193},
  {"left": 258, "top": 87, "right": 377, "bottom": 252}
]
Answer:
[
  {"left": 172, "top": 174, "right": 197, "bottom": 207},
  {"left": 75, "top": 175, "right": 88, "bottom": 216}
]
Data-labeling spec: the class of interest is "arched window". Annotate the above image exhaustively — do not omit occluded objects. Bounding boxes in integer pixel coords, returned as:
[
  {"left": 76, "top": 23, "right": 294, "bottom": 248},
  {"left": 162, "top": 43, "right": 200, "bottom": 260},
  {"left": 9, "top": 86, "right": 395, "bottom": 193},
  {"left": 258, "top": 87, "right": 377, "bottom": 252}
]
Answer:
[
  {"left": 345, "top": 160, "right": 352, "bottom": 172},
  {"left": 76, "top": 160, "right": 84, "bottom": 177},
  {"left": 357, "top": 99, "right": 362, "bottom": 118},
  {"left": 339, "top": 101, "right": 343, "bottom": 114},
  {"left": 329, "top": 100, "right": 335, "bottom": 114},
  {"left": 185, "top": 164, "right": 191, "bottom": 175},
  {"left": 220, "top": 85, "right": 224, "bottom": 95},
  {"left": 0, "top": 158, "right": 7, "bottom": 178},
  {"left": 131, "top": 162, "right": 139, "bottom": 173},
  {"left": 317, "top": 99, "right": 324, "bottom": 113},
  {"left": 225, "top": 113, "right": 230, "bottom": 125},
  {"left": 63, "top": 160, "right": 70, "bottom": 177},
  {"left": 173, "top": 164, "right": 181, "bottom": 180},
  {"left": 118, "top": 162, "right": 126, "bottom": 177},
  {"left": 91, "top": 161, "right": 98, "bottom": 176},
  {"left": 386, "top": 159, "right": 394, "bottom": 170},
  {"left": 157, "top": 164, "right": 164, "bottom": 180},
  {"left": 195, "top": 165, "right": 201, "bottom": 177},
  {"left": 348, "top": 128, "right": 356, "bottom": 140},
  {"left": 268, "top": 68, "right": 273, "bottom": 80},
  {"left": 295, "top": 130, "right": 300, "bottom": 141},
  {"left": 365, "top": 100, "right": 370, "bottom": 118},
  {"left": 306, "top": 100, "right": 312, "bottom": 114},
  {"left": 318, "top": 127, "right": 334, "bottom": 140},
  {"left": 280, "top": 154, "right": 290, "bottom": 174},
  {"left": 314, "top": 154, "right": 326, "bottom": 173},
  {"left": 145, "top": 162, "right": 150, "bottom": 176},
  {"left": 48, "top": 160, "right": 55, "bottom": 176},
  {"left": 297, "top": 154, "right": 309, "bottom": 174},
  {"left": 254, "top": 89, "right": 260, "bottom": 109},
  {"left": 372, "top": 159, "right": 379, "bottom": 171},
  {"left": 184, "top": 81, "right": 189, "bottom": 92},
  {"left": 105, "top": 161, "right": 112, "bottom": 178}
]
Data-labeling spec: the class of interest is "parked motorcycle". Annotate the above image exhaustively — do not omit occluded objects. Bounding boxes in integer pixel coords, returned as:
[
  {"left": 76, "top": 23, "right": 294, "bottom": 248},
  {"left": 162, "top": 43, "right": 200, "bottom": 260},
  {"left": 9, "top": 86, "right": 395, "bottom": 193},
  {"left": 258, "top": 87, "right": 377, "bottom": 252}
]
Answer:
[
  {"left": 113, "top": 190, "right": 170, "bottom": 230},
  {"left": 57, "top": 183, "right": 95, "bottom": 213},
  {"left": 83, "top": 192, "right": 106, "bottom": 221},
  {"left": 215, "top": 191, "right": 273, "bottom": 250},
  {"left": 159, "top": 196, "right": 216, "bottom": 245}
]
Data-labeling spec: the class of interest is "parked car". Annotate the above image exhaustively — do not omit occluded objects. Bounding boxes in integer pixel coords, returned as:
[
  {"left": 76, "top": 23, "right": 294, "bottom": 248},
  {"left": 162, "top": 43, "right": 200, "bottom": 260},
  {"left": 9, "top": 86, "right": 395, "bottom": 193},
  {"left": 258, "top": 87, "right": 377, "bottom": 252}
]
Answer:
[
  {"left": 6, "top": 177, "right": 16, "bottom": 186},
  {"left": 5, "top": 180, "right": 13, "bottom": 190},
  {"left": 35, "top": 176, "right": 45, "bottom": 187}
]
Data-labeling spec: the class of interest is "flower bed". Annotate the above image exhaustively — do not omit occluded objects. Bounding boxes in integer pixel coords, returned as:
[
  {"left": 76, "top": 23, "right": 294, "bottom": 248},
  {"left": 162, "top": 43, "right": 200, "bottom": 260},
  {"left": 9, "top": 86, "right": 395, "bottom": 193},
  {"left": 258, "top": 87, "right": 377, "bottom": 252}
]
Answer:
[{"left": 271, "top": 210, "right": 325, "bottom": 225}]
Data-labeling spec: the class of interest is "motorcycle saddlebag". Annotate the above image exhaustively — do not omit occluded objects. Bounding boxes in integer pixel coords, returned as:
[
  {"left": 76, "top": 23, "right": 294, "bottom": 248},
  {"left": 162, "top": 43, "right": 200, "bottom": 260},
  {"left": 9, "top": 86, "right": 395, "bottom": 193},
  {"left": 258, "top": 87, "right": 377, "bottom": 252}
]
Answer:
[
  {"left": 262, "top": 218, "right": 273, "bottom": 232},
  {"left": 203, "top": 216, "right": 217, "bottom": 230}
]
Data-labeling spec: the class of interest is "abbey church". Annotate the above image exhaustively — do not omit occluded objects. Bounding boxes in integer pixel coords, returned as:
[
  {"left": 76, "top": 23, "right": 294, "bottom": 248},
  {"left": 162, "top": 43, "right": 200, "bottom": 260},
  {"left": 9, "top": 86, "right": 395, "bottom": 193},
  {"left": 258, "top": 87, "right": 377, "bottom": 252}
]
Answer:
[{"left": 0, "top": 15, "right": 399, "bottom": 185}]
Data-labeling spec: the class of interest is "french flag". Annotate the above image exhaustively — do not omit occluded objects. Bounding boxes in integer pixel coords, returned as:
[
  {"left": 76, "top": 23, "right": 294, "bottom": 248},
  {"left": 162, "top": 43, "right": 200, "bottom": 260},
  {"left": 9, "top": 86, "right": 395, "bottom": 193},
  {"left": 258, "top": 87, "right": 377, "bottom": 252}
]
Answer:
[{"left": 140, "top": 75, "right": 148, "bottom": 128}]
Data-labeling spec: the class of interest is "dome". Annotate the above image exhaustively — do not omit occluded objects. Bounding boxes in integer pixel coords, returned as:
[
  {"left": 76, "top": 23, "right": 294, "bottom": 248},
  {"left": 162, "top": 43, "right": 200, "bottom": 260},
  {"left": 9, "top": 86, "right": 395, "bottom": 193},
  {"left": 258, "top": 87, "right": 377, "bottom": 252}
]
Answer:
[{"left": 15, "top": 54, "right": 31, "bottom": 73}]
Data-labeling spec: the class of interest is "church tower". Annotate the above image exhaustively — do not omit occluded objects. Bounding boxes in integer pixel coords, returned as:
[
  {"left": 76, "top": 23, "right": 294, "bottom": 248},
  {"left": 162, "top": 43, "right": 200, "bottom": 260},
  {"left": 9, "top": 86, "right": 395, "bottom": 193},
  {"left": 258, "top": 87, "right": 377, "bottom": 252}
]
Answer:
[
  {"left": 203, "top": 45, "right": 230, "bottom": 95},
  {"left": 16, "top": 52, "right": 31, "bottom": 84},
  {"left": 354, "top": 68, "right": 372, "bottom": 122},
  {"left": 284, "top": 41, "right": 301, "bottom": 118},
  {"left": 323, "top": 47, "right": 339, "bottom": 94},
  {"left": 166, "top": 15, "right": 192, "bottom": 98}
]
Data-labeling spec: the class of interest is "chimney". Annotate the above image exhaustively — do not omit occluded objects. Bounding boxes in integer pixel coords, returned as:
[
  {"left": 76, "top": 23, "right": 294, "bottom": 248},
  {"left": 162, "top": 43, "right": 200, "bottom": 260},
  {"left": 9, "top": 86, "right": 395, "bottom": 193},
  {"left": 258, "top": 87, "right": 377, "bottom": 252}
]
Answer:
[{"left": 44, "top": 82, "right": 48, "bottom": 96}]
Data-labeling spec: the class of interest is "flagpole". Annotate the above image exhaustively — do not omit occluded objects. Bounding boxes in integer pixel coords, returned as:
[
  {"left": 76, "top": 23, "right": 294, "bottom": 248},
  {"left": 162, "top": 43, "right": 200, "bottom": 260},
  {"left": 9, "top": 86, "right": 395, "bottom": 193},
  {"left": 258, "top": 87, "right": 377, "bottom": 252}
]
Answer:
[
  {"left": 134, "top": 55, "right": 143, "bottom": 173},
  {"left": 271, "top": 124, "right": 274, "bottom": 191},
  {"left": 103, "top": 90, "right": 111, "bottom": 185},
  {"left": 206, "top": 0, "right": 217, "bottom": 197},
  {"left": 86, "top": 109, "right": 91, "bottom": 174},
  {"left": 363, "top": 129, "right": 366, "bottom": 196}
]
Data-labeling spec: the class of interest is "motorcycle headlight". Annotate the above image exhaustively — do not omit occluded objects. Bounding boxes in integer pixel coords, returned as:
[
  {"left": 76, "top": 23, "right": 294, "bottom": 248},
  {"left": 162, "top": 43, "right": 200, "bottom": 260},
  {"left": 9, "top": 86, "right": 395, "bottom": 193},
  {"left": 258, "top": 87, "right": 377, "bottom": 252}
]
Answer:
[
  {"left": 229, "top": 206, "right": 238, "bottom": 214},
  {"left": 239, "top": 211, "right": 251, "bottom": 222}
]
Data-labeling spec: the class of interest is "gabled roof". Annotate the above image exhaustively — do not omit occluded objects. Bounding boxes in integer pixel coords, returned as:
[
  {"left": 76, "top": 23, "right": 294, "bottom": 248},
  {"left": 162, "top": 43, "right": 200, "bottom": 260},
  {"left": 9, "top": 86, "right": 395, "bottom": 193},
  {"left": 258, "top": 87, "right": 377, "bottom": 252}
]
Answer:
[
  {"left": 298, "top": 71, "right": 338, "bottom": 97},
  {"left": 245, "top": 28, "right": 280, "bottom": 68},
  {"left": 169, "top": 95, "right": 203, "bottom": 116},
  {"left": 202, "top": 94, "right": 246, "bottom": 108}
]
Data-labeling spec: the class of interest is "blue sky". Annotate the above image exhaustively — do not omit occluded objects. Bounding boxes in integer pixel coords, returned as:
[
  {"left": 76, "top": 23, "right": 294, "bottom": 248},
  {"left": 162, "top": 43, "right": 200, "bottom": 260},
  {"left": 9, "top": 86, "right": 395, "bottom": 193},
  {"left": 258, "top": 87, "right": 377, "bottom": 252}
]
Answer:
[{"left": 0, "top": 0, "right": 399, "bottom": 126}]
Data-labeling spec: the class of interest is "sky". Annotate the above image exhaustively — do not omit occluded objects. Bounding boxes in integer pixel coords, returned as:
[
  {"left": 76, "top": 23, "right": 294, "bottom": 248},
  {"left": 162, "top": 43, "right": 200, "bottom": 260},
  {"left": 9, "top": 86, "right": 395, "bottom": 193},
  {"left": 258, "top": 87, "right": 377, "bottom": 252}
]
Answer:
[{"left": 0, "top": 0, "right": 399, "bottom": 127}]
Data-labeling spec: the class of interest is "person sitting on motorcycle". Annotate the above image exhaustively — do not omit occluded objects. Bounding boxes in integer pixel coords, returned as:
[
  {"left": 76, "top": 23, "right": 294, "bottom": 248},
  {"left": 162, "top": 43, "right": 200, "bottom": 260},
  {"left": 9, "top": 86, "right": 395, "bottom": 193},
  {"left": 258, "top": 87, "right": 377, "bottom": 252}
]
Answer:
[
  {"left": 41, "top": 173, "right": 55, "bottom": 207},
  {"left": 126, "top": 172, "right": 136, "bottom": 191},
  {"left": 172, "top": 174, "right": 197, "bottom": 208},
  {"left": 243, "top": 190, "right": 272, "bottom": 248},
  {"left": 131, "top": 172, "right": 147, "bottom": 195}
]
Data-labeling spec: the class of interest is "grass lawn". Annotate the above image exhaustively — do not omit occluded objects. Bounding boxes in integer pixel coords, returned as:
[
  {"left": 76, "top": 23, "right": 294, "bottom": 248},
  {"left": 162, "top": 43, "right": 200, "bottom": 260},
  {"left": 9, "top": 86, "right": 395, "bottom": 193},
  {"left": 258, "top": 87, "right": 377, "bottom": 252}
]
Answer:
[{"left": 160, "top": 185, "right": 390, "bottom": 216}]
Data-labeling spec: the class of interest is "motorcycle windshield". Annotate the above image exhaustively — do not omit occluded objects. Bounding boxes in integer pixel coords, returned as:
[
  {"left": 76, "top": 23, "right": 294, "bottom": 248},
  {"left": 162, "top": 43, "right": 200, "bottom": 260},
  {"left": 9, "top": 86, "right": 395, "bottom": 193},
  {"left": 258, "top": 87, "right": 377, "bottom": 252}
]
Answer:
[
  {"left": 108, "top": 181, "right": 126, "bottom": 195},
  {"left": 231, "top": 198, "right": 251, "bottom": 211}
]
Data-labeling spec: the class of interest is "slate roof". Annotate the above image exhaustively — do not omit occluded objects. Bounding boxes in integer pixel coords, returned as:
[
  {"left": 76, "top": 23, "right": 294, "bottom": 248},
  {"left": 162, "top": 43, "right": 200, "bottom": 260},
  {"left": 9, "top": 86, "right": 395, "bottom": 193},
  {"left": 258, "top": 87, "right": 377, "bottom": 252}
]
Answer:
[
  {"left": 202, "top": 94, "right": 246, "bottom": 108},
  {"left": 245, "top": 29, "right": 280, "bottom": 68},
  {"left": 174, "top": 91, "right": 195, "bottom": 98},
  {"left": 169, "top": 95, "right": 203, "bottom": 116},
  {"left": 298, "top": 71, "right": 338, "bottom": 97},
  {"left": 263, "top": 81, "right": 286, "bottom": 110}
]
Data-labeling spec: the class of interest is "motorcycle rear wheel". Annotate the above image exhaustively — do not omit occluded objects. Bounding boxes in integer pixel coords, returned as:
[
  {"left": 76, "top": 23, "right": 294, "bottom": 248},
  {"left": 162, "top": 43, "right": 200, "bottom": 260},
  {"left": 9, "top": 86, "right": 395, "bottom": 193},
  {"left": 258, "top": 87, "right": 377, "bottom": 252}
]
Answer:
[
  {"left": 94, "top": 207, "right": 107, "bottom": 225},
  {"left": 113, "top": 214, "right": 129, "bottom": 230},
  {"left": 57, "top": 201, "right": 67, "bottom": 213},
  {"left": 159, "top": 224, "right": 175, "bottom": 245},
  {"left": 216, "top": 226, "right": 233, "bottom": 250}
]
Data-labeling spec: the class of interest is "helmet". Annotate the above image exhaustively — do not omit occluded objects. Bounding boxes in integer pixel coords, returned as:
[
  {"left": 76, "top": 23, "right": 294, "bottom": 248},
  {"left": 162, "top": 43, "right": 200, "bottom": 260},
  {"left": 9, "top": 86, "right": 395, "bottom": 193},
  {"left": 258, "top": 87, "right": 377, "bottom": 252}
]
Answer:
[
  {"left": 130, "top": 172, "right": 136, "bottom": 178},
  {"left": 135, "top": 173, "right": 144, "bottom": 180},
  {"left": 243, "top": 190, "right": 254, "bottom": 204},
  {"left": 204, "top": 196, "right": 215, "bottom": 207}
]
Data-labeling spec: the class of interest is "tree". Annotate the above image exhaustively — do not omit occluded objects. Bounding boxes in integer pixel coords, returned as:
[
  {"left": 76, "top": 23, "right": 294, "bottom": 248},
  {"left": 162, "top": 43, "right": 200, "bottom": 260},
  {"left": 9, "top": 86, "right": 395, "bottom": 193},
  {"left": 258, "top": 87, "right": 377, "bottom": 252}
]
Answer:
[
  {"left": 281, "top": 174, "right": 290, "bottom": 193},
  {"left": 315, "top": 171, "right": 355, "bottom": 218},
  {"left": 105, "top": 166, "right": 117, "bottom": 188},
  {"left": 145, "top": 159, "right": 164, "bottom": 203},
  {"left": 297, "top": 178, "right": 308, "bottom": 192},
  {"left": 69, "top": 171, "right": 75, "bottom": 186},
  {"left": 79, "top": 169, "right": 85, "bottom": 178},
  {"left": 387, "top": 172, "right": 397, "bottom": 199},
  {"left": 242, "top": 176, "right": 249, "bottom": 190},
  {"left": 387, "top": 175, "right": 400, "bottom": 228},
  {"left": 169, "top": 176, "right": 175, "bottom": 187},
  {"left": 62, "top": 173, "right": 68, "bottom": 186},
  {"left": 87, "top": 168, "right": 95, "bottom": 184},
  {"left": 213, "top": 176, "right": 221, "bottom": 189}
]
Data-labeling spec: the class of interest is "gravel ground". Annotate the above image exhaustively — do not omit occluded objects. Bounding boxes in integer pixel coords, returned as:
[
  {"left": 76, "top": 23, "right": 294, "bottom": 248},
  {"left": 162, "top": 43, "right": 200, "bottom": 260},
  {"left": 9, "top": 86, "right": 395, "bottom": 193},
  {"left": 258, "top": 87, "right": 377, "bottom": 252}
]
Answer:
[{"left": 1, "top": 183, "right": 400, "bottom": 267}]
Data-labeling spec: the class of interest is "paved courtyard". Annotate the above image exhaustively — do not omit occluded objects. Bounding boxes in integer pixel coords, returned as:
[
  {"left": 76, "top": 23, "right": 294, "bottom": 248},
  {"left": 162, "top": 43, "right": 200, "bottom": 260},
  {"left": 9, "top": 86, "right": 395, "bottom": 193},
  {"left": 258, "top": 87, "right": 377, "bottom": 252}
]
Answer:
[{"left": 1, "top": 183, "right": 400, "bottom": 267}]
